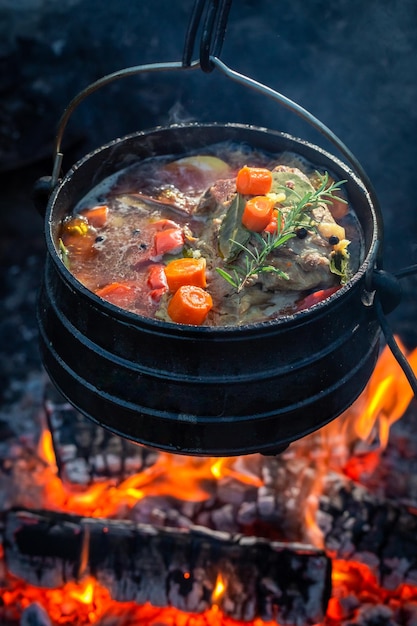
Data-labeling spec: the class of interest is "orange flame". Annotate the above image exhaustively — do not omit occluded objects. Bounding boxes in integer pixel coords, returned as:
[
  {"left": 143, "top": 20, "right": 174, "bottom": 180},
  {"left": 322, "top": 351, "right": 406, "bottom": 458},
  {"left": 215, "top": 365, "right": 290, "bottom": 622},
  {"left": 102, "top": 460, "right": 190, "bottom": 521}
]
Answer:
[
  {"left": 212, "top": 574, "right": 227, "bottom": 603},
  {"left": 353, "top": 339, "right": 417, "bottom": 448},
  {"left": 3, "top": 335, "right": 416, "bottom": 625},
  {"left": 36, "top": 432, "right": 264, "bottom": 518}
]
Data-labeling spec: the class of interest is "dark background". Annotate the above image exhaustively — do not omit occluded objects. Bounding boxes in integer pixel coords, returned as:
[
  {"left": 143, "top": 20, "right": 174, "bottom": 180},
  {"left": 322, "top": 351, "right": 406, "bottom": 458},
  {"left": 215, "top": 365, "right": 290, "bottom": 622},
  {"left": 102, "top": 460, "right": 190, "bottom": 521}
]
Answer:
[{"left": 0, "top": 0, "right": 416, "bottom": 401}]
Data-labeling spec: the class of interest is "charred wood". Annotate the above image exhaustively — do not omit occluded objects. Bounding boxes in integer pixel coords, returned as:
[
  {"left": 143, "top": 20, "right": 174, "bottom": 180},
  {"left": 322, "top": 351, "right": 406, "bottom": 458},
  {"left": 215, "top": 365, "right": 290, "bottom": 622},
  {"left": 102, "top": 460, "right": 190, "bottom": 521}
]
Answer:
[
  {"left": 4, "top": 508, "right": 331, "bottom": 625},
  {"left": 318, "top": 473, "right": 417, "bottom": 590},
  {"left": 20, "top": 603, "right": 52, "bottom": 626},
  {"left": 44, "top": 383, "right": 158, "bottom": 486}
]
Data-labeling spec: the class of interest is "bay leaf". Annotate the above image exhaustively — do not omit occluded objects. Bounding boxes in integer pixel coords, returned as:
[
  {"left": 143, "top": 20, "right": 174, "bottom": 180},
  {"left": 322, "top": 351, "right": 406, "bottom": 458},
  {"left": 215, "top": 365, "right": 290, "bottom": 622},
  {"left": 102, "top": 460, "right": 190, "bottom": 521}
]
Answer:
[
  {"left": 271, "top": 171, "right": 314, "bottom": 203},
  {"left": 218, "top": 193, "right": 251, "bottom": 262}
]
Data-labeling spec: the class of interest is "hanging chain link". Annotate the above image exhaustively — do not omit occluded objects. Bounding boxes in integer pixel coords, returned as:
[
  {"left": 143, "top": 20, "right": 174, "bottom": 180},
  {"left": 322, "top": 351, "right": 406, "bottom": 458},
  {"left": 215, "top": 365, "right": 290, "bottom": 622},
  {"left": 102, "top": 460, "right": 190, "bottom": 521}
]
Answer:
[{"left": 182, "top": 0, "right": 233, "bottom": 72}]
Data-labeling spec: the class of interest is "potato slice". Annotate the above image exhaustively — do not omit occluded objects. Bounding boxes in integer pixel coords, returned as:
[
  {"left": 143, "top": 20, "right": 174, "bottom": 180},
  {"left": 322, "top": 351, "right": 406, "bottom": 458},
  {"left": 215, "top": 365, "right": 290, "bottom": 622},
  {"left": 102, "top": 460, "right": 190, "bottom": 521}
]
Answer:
[{"left": 317, "top": 221, "right": 346, "bottom": 241}]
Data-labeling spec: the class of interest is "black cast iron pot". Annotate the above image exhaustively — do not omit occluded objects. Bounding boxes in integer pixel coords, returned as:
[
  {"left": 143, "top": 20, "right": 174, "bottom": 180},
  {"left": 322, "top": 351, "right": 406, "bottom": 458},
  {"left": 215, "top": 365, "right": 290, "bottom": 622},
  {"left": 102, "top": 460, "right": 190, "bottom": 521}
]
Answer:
[{"left": 37, "top": 123, "right": 382, "bottom": 456}]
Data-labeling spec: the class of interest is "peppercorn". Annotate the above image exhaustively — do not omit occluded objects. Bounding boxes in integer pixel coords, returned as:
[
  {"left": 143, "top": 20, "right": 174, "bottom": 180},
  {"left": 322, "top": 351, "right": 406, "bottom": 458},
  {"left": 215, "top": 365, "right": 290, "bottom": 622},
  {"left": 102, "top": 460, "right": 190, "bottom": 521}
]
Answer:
[{"left": 296, "top": 227, "right": 308, "bottom": 239}]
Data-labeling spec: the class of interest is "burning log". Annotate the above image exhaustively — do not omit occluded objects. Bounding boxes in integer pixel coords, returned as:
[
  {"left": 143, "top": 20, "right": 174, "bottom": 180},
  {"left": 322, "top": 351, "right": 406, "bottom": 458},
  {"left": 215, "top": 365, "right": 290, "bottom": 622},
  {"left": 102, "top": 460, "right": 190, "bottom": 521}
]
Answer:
[
  {"left": 4, "top": 508, "right": 331, "bottom": 625},
  {"left": 319, "top": 472, "right": 417, "bottom": 590}
]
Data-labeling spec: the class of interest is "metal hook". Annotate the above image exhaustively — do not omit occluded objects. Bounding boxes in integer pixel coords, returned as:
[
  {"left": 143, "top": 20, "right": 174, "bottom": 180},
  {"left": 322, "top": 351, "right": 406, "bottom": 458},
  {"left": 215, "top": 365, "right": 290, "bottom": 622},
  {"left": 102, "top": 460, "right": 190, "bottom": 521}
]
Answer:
[{"left": 182, "top": 0, "right": 233, "bottom": 72}]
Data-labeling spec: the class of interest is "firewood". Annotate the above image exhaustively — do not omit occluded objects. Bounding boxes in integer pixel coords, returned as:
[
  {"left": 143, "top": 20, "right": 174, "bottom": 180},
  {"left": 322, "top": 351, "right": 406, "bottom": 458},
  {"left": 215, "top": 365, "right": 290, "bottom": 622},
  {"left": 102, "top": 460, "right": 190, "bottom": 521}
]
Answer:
[
  {"left": 319, "top": 472, "right": 417, "bottom": 589},
  {"left": 44, "top": 382, "right": 158, "bottom": 486},
  {"left": 4, "top": 508, "right": 331, "bottom": 625}
]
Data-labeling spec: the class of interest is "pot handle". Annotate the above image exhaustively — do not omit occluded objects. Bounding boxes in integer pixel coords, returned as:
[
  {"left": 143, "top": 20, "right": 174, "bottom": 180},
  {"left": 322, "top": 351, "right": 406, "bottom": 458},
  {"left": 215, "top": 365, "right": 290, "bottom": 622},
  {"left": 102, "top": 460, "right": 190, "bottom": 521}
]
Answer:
[{"left": 48, "top": 58, "right": 383, "bottom": 236}]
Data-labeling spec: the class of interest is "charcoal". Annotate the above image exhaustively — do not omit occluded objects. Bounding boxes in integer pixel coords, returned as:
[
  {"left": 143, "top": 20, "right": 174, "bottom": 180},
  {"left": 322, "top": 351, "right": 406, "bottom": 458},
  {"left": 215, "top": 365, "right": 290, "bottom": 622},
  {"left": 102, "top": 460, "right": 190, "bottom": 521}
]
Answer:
[
  {"left": 44, "top": 382, "right": 158, "bottom": 486},
  {"left": 20, "top": 603, "right": 52, "bottom": 626},
  {"left": 319, "top": 473, "right": 417, "bottom": 590},
  {"left": 4, "top": 508, "right": 331, "bottom": 625}
]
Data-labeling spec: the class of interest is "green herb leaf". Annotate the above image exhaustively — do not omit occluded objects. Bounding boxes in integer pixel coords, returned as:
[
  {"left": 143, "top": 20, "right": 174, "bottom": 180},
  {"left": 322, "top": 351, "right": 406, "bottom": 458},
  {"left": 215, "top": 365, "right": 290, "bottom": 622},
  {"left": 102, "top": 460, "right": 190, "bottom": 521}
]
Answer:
[
  {"left": 271, "top": 171, "right": 314, "bottom": 201},
  {"left": 218, "top": 193, "right": 251, "bottom": 262}
]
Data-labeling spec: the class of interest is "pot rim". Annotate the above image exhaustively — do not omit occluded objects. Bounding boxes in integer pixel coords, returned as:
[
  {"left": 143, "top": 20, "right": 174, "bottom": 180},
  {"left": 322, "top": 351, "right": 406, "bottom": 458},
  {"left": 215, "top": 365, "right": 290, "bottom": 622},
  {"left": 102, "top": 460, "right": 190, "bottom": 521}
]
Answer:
[{"left": 45, "top": 122, "right": 381, "bottom": 335}]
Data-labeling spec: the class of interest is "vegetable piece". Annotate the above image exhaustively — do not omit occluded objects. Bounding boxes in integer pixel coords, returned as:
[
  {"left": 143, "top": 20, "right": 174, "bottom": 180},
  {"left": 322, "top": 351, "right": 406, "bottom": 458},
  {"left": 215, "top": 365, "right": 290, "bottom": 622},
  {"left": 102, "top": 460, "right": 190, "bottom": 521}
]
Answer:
[
  {"left": 296, "top": 286, "right": 341, "bottom": 311},
  {"left": 236, "top": 166, "right": 273, "bottom": 195},
  {"left": 242, "top": 195, "right": 275, "bottom": 232},
  {"left": 327, "top": 190, "right": 348, "bottom": 220},
  {"left": 163, "top": 156, "right": 232, "bottom": 191},
  {"left": 147, "top": 264, "right": 169, "bottom": 302},
  {"left": 80, "top": 205, "right": 108, "bottom": 228},
  {"left": 153, "top": 228, "right": 184, "bottom": 256},
  {"left": 60, "top": 216, "right": 97, "bottom": 260},
  {"left": 95, "top": 282, "right": 133, "bottom": 298},
  {"left": 317, "top": 221, "right": 346, "bottom": 242},
  {"left": 164, "top": 257, "right": 207, "bottom": 292},
  {"left": 147, "top": 264, "right": 168, "bottom": 290},
  {"left": 167, "top": 285, "right": 213, "bottom": 325},
  {"left": 263, "top": 209, "right": 283, "bottom": 234}
]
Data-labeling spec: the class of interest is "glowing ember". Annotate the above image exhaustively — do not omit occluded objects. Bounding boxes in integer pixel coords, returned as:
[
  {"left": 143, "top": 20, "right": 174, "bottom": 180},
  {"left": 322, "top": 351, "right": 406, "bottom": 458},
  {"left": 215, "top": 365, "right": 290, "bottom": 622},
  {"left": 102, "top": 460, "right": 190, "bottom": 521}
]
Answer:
[{"left": 1, "top": 338, "right": 417, "bottom": 625}]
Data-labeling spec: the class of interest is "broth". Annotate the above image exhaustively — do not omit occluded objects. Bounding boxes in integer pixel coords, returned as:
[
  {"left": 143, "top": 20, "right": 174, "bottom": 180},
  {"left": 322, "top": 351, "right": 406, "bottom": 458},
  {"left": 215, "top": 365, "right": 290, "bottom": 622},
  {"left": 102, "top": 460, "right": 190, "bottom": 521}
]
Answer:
[{"left": 58, "top": 141, "right": 363, "bottom": 326}]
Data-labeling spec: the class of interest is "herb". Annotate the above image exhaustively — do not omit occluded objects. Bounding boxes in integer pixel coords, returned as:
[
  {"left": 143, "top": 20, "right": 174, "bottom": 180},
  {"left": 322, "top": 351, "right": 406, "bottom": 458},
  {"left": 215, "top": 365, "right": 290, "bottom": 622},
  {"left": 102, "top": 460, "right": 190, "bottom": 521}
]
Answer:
[
  {"left": 218, "top": 193, "right": 251, "bottom": 262},
  {"left": 329, "top": 239, "right": 351, "bottom": 285},
  {"left": 216, "top": 172, "right": 347, "bottom": 293}
]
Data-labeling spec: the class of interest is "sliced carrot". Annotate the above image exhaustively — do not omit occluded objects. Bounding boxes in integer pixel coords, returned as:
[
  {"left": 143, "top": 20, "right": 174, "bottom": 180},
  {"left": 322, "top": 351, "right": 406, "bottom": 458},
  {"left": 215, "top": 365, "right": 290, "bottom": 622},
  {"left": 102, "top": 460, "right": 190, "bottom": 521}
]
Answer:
[
  {"left": 242, "top": 195, "right": 275, "bottom": 232},
  {"left": 153, "top": 228, "right": 184, "bottom": 256},
  {"left": 236, "top": 166, "right": 273, "bottom": 195},
  {"left": 263, "top": 209, "right": 284, "bottom": 234},
  {"left": 95, "top": 282, "right": 133, "bottom": 298},
  {"left": 164, "top": 257, "right": 207, "bottom": 292},
  {"left": 167, "top": 285, "right": 213, "bottom": 325},
  {"left": 263, "top": 216, "right": 278, "bottom": 234},
  {"left": 80, "top": 205, "right": 109, "bottom": 228}
]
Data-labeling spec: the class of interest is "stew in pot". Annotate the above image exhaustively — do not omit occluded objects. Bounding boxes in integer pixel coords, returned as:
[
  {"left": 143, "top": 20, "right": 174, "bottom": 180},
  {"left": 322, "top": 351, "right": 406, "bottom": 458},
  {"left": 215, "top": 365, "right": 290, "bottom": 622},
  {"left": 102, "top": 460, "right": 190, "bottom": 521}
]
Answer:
[{"left": 58, "top": 141, "right": 363, "bottom": 325}]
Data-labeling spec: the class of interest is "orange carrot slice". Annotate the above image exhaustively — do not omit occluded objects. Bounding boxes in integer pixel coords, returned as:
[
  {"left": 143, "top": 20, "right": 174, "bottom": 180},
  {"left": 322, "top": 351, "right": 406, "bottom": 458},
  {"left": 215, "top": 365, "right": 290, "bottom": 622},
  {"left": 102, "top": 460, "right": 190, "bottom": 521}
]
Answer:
[
  {"left": 236, "top": 166, "right": 273, "bottom": 195},
  {"left": 80, "top": 205, "right": 108, "bottom": 228},
  {"left": 263, "top": 209, "right": 284, "bottom": 234},
  {"left": 167, "top": 285, "right": 213, "bottom": 325},
  {"left": 242, "top": 196, "right": 275, "bottom": 232},
  {"left": 164, "top": 257, "right": 207, "bottom": 292}
]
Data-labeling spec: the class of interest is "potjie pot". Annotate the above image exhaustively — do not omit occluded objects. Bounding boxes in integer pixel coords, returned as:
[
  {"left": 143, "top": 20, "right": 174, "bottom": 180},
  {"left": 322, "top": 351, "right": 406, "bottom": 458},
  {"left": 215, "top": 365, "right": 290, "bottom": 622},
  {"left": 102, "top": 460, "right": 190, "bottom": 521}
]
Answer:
[{"left": 37, "top": 123, "right": 382, "bottom": 456}]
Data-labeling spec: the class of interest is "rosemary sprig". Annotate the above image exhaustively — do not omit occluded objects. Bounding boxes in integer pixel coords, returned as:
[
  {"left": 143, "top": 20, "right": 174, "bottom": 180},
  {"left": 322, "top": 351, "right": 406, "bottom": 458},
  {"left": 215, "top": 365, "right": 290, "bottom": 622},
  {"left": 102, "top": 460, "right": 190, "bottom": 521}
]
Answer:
[{"left": 216, "top": 172, "right": 346, "bottom": 293}]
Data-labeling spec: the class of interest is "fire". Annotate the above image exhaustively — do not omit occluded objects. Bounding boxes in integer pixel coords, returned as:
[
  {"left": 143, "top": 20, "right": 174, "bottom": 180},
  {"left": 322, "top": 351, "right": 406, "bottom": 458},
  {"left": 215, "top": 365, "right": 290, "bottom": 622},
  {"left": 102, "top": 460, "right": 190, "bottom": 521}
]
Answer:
[
  {"left": 328, "top": 560, "right": 417, "bottom": 623},
  {"left": 1, "top": 574, "right": 114, "bottom": 624},
  {"left": 1, "top": 574, "right": 272, "bottom": 626},
  {"left": 212, "top": 574, "right": 227, "bottom": 603},
  {"left": 35, "top": 432, "right": 264, "bottom": 518},
  {"left": 350, "top": 338, "right": 417, "bottom": 449},
  {"left": 2, "top": 337, "right": 417, "bottom": 625}
]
